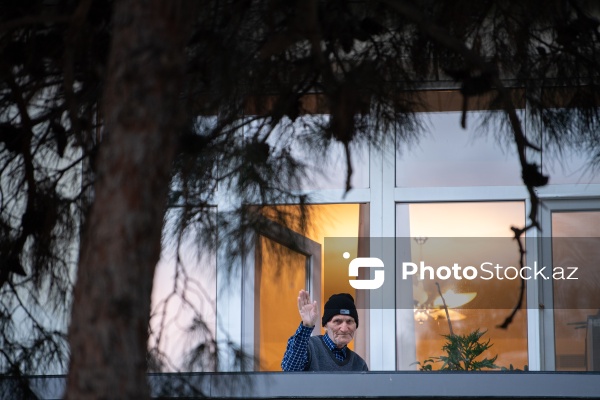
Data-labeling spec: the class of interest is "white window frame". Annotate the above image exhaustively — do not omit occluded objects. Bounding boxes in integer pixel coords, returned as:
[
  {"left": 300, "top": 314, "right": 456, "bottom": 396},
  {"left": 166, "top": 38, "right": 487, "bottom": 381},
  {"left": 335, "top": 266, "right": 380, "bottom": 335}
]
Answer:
[
  {"left": 214, "top": 111, "right": 600, "bottom": 373},
  {"left": 535, "top": 194, "right": 600, "bottom": 370}
]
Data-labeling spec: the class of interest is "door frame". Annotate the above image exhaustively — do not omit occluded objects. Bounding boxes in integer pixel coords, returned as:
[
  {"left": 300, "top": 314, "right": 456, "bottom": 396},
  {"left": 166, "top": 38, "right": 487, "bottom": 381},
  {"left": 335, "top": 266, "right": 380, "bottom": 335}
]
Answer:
[{"left": 241, "top": 214, "right": 322, "bottom": 370}]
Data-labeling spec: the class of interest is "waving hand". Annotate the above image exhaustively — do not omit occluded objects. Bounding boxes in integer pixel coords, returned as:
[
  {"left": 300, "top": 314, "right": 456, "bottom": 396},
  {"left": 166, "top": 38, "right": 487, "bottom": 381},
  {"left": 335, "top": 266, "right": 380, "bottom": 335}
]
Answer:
[{"left": 297, "top": 289, "right": 318, "bottom": 328}]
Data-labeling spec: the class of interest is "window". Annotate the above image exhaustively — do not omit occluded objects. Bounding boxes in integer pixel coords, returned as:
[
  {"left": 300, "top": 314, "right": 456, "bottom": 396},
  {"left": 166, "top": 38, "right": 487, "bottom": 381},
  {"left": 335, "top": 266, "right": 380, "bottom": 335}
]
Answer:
[
  {"left": 240, "top": 204, "right": 369, "bottom": 371},
  {"left": 538, "top": 201, "right": 600, "bottom": 371},
  {"left": 395, "top": 202, "right": 528, "bottom": 370},
  {"left": 214, "top": 100, "right": 600, "bottom": 379}
]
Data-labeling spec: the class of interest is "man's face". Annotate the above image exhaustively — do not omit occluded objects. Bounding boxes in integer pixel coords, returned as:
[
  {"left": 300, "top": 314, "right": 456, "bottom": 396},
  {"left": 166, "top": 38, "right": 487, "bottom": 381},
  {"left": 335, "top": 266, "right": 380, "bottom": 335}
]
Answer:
[{"left": 325, "top": 315, "right": 356, "bottom": 348}]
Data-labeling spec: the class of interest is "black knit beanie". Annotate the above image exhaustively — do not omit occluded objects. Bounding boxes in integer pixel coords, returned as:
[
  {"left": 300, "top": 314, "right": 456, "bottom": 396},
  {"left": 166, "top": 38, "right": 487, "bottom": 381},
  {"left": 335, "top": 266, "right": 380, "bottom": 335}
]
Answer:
[{"left": 321, "top": 293, "right": 359, "bottom": 328}]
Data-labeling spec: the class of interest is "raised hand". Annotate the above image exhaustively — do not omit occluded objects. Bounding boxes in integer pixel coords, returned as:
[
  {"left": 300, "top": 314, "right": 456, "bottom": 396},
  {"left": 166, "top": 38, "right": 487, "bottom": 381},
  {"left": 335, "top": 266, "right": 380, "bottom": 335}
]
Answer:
[{"left": 297, "top": 289, "right": 318, "bottom": 328}]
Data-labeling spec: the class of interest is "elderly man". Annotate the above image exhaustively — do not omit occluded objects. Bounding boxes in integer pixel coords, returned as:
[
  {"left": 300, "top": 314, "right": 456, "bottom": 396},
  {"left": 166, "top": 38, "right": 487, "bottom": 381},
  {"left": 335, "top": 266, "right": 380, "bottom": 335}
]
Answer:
[{"left": 281, "top": 289, "right": 368, "bottom": 371}]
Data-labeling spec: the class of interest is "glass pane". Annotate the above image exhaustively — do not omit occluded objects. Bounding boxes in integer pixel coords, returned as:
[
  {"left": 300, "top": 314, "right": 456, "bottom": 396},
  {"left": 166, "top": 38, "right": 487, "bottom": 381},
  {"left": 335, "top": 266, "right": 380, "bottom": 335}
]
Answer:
[
  {"left": 397, "top": 202, "right": 528, "bottom": 371},
  {"left": 150, "top": 208, "right": 217, "bottom": 371},
  {"left": 396, "top": 112, "right": 523, "bottom": 187},
  {"left": 256, "top": 236, "right": 307, "bottom": 371},
  {"left": 541, "top": 148, "right": 600, "bottom": 185},
  {"left": 250, "top": 116, "right": 370, "bottom": 190},
  {"left": 551, "top": 211, "right": 600, "bottom": 371}
]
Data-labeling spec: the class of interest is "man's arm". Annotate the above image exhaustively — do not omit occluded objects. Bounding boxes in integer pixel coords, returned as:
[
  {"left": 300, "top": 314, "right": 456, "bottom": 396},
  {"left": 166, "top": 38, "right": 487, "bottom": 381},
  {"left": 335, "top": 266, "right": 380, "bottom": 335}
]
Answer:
[
  {"left": 281, "top": 323, "right": 313, "bottom": 371},
  {"left": 281, "top": 290, "right": 319, "bottom": 371}
]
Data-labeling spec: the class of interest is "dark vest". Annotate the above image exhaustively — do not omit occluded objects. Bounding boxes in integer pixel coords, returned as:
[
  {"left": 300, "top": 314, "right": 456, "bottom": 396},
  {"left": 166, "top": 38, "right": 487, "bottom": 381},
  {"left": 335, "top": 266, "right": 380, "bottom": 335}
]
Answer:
[{"left": 306, "top": 335, "right": 368, "bottom": 371}]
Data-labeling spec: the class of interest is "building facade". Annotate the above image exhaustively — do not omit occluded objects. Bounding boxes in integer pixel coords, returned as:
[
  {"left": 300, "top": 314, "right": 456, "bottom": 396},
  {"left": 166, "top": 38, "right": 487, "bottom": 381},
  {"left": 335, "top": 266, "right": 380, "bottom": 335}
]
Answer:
[{"left": 146, "top": 90, "right": 600, "bottom": 398}]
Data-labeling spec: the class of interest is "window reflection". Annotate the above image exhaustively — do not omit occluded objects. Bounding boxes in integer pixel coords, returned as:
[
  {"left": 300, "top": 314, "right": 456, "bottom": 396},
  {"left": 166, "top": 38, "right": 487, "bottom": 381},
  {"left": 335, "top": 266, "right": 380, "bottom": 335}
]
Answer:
[
  {"left": 150, "top": 208, "right": 217, "bottom": 372},
  {"left": 248, "top": 116, "right": 370, "bottom": 190},
  {"left": 541, "top": 143, "right": 600, "bottom": 185},
  {"left": 396, "top": 112, "right": 523, "bottom": 187}
]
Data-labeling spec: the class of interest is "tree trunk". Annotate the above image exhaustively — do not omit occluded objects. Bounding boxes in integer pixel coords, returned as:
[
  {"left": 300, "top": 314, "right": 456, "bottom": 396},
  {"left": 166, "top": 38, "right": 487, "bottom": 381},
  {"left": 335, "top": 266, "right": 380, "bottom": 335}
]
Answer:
[{"left": 66, "top": 1, "right": 192, "bottom": 398}]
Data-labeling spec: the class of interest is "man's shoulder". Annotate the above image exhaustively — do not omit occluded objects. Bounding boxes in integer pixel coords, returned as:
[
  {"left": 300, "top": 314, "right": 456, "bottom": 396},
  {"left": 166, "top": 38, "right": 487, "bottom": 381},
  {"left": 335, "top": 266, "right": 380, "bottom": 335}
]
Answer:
[{"left": 307, "top": 334, "right": 324, "bottom": 345}]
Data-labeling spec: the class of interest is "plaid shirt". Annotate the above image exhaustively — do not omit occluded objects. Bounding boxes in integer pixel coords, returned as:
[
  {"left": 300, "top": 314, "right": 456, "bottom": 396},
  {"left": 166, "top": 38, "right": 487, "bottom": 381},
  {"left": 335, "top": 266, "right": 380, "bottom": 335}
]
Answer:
[
  {"left": 281, "top": 323, "right": 348, "bottom": 371},
  {"left": 322, "top": 331, "right": 347, "bottom": 362}
]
